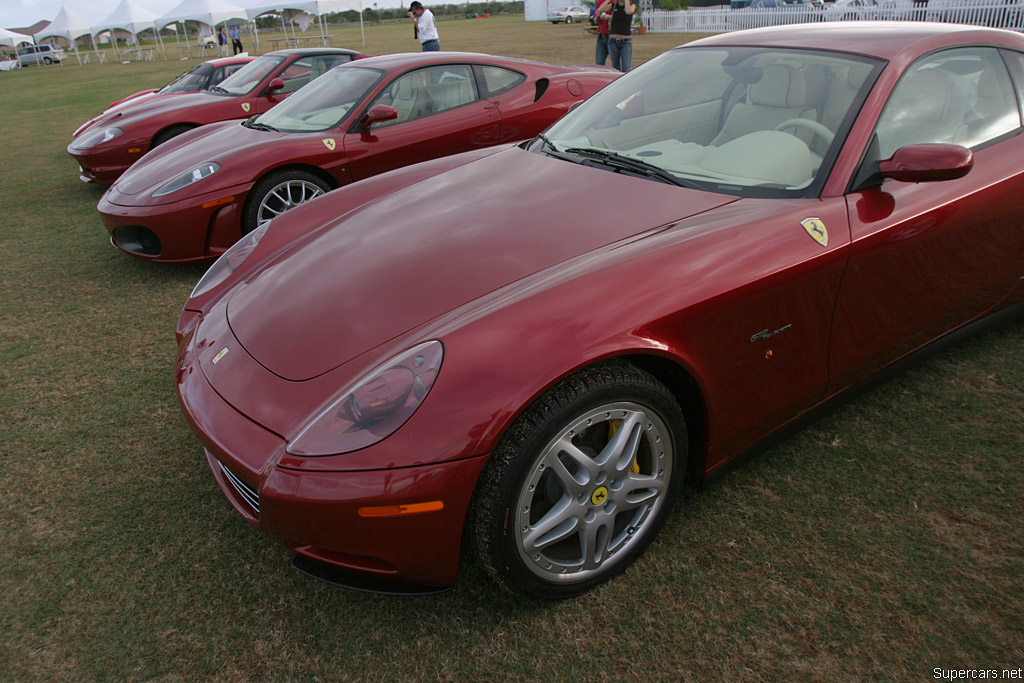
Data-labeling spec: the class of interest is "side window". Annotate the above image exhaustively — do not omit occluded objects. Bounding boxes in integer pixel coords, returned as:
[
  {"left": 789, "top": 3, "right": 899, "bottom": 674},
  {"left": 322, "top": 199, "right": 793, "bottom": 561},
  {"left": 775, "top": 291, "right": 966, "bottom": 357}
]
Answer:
[
  {"left": 478, "top": 65, "right": 525, "bottom": 97},
  {"left": 215, "top": 64, "right": 244, "bottom": 84},
  {"left": 277, "top": 59, "right": 313, "bottom": 94},
  {"left": 370, "top": 65, "right": 479, "bottom": 127},
  {"left": 1001, "top": 49, "right": 1024, "bottom": 118},
  {"left": 873, "top": 47, "right": 1020, "bottom": 159}
]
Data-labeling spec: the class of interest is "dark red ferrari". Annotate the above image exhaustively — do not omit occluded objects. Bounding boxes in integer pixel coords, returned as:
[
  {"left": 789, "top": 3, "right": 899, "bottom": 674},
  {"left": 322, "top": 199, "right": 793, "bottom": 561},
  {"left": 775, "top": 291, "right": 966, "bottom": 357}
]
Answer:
[
  {"left": 68, "top": 48, "right": 362, "bottom": 184},
  {"left": 72, "top": 54, "right": 255, "bottom": 140},
  {"left": 175, "top": 23, "right": 1024, "bottom": 598},
  {"left": 96, "top": 52, "right": 619, "bottom": 263}
]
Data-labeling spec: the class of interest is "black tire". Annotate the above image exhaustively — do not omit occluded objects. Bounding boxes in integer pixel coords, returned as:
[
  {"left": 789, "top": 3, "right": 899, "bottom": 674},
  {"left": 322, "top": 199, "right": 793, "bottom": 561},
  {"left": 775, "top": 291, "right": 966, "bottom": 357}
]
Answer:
[
  {"left": 473, "top": 361, "right": 686, "bottom": 599},
  {"left": 152, "top": 124, "right": 196, "bottom": 148},
  {"left": 43, "top": 57, "right": 52, "bottom": 65},
  {"left": 241, "top": 169, "right": 331, "bottom": 235},
  {"left": 566, "top": 15, "right": 574, "bottom": 23}
]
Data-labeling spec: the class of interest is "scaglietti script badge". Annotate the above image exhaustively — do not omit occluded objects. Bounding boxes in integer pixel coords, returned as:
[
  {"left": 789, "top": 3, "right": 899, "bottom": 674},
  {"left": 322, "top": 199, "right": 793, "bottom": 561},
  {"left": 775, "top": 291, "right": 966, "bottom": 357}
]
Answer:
[
  {"left": 801, "top": 217, "right": 829, "bottom": 247},
  {"left": 212, "top": 347, "right": 230, "bottom": 364}
]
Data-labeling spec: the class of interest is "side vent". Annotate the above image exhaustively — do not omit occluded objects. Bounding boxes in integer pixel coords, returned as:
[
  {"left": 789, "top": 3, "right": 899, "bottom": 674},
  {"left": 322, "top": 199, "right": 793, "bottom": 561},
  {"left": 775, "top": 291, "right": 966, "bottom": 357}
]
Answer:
[{"left": 534, "top": 78, "right": 549, "bottom": 102}]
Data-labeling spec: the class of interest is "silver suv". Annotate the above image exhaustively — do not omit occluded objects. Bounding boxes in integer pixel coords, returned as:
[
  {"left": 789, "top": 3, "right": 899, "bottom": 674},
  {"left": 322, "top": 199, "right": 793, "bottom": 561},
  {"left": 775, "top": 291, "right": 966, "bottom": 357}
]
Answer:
[{"left": 17, "top": 44, "right": 66, "bottom": 66}]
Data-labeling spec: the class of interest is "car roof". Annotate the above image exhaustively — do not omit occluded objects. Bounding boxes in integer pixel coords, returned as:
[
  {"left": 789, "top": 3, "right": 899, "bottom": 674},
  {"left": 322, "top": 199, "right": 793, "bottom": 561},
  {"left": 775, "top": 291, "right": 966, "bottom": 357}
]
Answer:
[
  {"left": 336, "top": 51, "right": 559, "bottom": 70},
  {"left": 264, "top": 47, "right": 362, "bottom": 57},
  {"left": 687, "top": 21, "right": 1024, "bottom": 60},
  {"left": 207, "top": 54, "right": 254, "bottom": 66}
]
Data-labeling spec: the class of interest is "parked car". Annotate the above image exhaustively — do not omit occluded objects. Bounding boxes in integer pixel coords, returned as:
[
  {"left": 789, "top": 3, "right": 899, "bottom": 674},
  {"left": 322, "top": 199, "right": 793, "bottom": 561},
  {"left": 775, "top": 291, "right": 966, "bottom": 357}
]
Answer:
[
  {"left": 16, "top": 43, "right": 65, "bottom": 65},
  {"left": 175, "top": 22, "right": 1024, "bottom": 598},
  {"left": 107, "top": 54, "right": 255, "bottom": 110},
  {"left": 97, "top": 53, "right": 619, "bottom": 264},
  {"left": 823, "top": 0, "right": 917, "bottom": 19},
  {"left": 74, "top": 55, "right": 256, "bottom": 139},
  {"left": 67, "top": 48, "right": 363, "bottom": 184},
  {"left": 548, "top": 5, "right": 591, "bottom": 22}
]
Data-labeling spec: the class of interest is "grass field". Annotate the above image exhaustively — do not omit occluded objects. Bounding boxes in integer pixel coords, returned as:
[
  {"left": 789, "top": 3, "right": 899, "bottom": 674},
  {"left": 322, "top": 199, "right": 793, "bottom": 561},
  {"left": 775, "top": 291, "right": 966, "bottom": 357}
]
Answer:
[{"left": 1, "top": 15, "right": 1022, "bottom": 681}]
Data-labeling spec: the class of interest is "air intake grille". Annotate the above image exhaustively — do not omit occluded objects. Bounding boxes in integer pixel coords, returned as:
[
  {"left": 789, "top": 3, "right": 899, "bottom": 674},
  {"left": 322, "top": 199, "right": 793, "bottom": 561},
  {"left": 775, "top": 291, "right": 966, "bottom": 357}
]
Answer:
[{"left": 220, "top": 461, "right": 259, "bottom": 514}]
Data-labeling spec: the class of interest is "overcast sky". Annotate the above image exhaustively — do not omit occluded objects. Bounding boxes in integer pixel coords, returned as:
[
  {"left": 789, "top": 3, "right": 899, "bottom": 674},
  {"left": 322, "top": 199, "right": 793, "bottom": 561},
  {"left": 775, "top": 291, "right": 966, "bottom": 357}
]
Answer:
[{"left": 1, "top": 0, "right": 411, "bottom": 31}]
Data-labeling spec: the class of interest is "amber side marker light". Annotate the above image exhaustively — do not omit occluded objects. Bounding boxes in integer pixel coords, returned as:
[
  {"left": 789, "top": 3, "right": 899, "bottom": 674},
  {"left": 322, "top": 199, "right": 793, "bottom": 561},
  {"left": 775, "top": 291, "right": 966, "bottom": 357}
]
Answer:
[
  {"left": 202, "top": 195, "right": 236, "bottom": 209},
  {"left": 357, "top": 500, "right": 444, "bottom": 518}
]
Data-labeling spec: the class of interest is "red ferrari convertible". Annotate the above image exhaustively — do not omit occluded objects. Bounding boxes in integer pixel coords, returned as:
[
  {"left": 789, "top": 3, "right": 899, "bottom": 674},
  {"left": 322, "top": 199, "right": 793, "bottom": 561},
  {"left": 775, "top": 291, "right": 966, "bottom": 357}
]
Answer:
[
  {"left": 68, "top": 48, "right": 362, "bottom": 184},
  {"left": 175, "top": 23, "right": 1024, "bottom": 598},
  {"left": 97, "top": 52, "right": 619, "bottom": 263}
]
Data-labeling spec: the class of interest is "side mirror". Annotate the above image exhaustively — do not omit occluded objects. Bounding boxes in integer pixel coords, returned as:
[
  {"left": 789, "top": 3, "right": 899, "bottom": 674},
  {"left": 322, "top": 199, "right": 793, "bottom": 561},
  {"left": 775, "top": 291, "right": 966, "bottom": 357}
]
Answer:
[
  {"left": 361, "top": 104, "right": 398, "bottom": 129},
  {"left": 266, "top": 78, "right": 286, "bottom": 95},
  {"left": 879, "top": 143, "right": 973, "bottom": 183}
]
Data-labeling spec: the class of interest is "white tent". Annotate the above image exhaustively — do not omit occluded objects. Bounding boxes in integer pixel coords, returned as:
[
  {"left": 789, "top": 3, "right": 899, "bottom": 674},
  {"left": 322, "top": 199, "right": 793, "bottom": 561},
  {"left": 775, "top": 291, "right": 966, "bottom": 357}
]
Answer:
[
  {"left": 35, "top": 5, "right": 102, "bottom": 62},
  {"left": 0, "top": 28, "right": 34, "bottom": 48},
  {"left": 245, "top": 0, "right": 365, "bottom": 48},
  {"left": 91, "top": 0, "right": 164, "bottom": 61},
  {"left": 156, "top": 0, "right": 252, "bottom": 58}
]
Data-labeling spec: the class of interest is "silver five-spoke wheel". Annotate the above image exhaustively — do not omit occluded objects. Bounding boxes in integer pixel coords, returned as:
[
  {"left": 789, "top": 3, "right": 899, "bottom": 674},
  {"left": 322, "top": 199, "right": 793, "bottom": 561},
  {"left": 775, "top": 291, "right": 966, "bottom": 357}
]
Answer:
[
  {"left": 474, "top": 362, "right": 686, "bottom": 599},
  {"left": 515, "top": 402, "right": 672, "bottom": 582}
]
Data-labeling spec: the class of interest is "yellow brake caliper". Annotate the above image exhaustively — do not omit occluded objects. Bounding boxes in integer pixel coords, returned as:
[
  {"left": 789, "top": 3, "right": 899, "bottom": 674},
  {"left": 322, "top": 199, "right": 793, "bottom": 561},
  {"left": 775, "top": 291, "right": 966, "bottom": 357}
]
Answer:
[{"left": 608, "top": 419, "right": 640, "bottom": 474}]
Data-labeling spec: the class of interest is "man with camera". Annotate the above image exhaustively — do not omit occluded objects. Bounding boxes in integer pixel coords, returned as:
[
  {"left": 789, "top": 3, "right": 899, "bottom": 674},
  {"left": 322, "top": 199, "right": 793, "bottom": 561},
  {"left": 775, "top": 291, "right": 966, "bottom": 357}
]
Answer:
[{"left": 408, "top": 2, "right": 440, "bottom": 52}]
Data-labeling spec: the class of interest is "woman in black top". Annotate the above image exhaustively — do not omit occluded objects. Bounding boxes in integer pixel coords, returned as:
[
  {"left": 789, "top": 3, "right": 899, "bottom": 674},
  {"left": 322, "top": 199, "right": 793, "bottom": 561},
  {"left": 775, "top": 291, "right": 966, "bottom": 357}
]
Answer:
[{"left": 608, "top": 0, "right": 636, "bottom": 72}]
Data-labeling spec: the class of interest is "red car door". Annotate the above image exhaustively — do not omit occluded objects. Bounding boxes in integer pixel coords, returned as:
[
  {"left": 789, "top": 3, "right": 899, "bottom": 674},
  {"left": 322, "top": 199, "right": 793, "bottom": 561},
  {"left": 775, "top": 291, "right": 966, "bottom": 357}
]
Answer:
[
  {"left": 343, "top": 64, "right": 501, "bottom": 181},
  {"left": 829, "top": 47, "right": 1024, "bottom": 391}
]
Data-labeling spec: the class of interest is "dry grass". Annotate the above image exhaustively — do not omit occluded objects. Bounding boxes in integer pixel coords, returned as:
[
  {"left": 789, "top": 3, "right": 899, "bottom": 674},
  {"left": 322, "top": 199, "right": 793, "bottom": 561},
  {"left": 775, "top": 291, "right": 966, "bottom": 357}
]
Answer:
[{"left": 1, "top": 15, "right": 1022, "bottom": 681}]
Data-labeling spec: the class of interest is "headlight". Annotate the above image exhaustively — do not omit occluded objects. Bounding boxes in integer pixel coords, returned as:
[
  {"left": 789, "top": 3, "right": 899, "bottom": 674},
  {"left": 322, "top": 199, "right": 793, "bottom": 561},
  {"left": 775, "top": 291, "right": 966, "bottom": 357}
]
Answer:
[
  {"left": 77, "top": 126, "right": 123, "bottom": 149},
  {"left": 190, "top": 222, "right": 268, "bottom": 298},
  {"left": 154, "top": 161, "right": 220, "bottom": 197},
  {"left": 288, "top": 341, "right": 444, "bottom": 456}
]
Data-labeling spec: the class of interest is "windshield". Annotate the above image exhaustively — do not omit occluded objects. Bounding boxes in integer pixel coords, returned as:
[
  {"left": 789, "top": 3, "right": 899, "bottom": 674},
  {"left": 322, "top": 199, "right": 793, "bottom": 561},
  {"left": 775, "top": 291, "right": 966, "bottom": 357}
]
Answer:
[
  {"left": 215, "top": 55, "right": 285, "bottom": 96},
  {"left": 254, "top": 66, "right": 383, "bottom": 132},
  {"left": 538, "top": 46, "right": 881, "bottom": 197},
  {"left": 159, "top": 63, "right": 213, "bottom": 94}
]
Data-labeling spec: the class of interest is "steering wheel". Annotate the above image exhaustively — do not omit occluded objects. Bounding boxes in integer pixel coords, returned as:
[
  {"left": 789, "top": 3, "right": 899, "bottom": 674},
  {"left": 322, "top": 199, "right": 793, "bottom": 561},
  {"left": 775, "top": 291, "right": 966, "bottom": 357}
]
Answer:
[{"left": 774, "top": 118, "right": 835, "bottom": 146}]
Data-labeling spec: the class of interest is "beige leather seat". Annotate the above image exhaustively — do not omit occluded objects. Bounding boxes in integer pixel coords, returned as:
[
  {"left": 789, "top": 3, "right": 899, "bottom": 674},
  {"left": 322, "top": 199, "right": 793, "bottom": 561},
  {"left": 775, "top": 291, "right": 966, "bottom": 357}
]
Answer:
[{"left": 711, "top": 64, "right": 816, "bottom": 146}]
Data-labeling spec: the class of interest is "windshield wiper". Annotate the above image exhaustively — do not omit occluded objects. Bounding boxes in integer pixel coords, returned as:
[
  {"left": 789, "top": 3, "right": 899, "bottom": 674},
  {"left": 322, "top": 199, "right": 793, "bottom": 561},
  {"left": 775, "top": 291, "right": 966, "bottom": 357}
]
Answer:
[
  {"left": 244, "top": 119, "right": 279, "bottom": 132},
  {"left": 206, "top": 85, "right": 229, "bottom": 94},
  {"left": 563, "top": 147, "right": 707, "bottom": 190},
  {"left": 536, "top": 133, "right": 560, "bottom": 153}
]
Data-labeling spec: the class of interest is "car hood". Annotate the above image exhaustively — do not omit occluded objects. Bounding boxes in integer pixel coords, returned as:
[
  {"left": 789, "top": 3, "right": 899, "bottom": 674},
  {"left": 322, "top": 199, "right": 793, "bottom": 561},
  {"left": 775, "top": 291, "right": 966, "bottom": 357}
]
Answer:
[
  {"left": 85, "top": 91, "right": 230, "bottom": 134},
  {"left": 226, "top": 147, "right": 738, "bottom": 381},
  {"left": 112, "top": 120, "right": 270, "bottom": 197}
]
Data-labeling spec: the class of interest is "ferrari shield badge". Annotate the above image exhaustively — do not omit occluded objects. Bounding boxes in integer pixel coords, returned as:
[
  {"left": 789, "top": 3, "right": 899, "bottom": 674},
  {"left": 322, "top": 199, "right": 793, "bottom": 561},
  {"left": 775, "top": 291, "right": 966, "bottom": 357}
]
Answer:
[
  {"left": 322, "top": 138, "right": 336, "bottom": 151},
  {"left": 241, "top": 102, "right": 251, "bottom": 113},
  {"left": 801, "top": 217, "right": 829, "bottom": 247},
  {"left": 212, "top": 347, "right": 230, "bottom": 365}
]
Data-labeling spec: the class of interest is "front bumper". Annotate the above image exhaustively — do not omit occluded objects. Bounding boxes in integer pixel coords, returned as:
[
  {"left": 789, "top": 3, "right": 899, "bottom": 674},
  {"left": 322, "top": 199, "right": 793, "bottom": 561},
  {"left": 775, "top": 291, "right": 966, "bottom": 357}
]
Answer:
[
  {"left": 67, "top": 143, "right": 142, "bottom": 185},
  {"left": 176, "top": 319, "right": 488, "bottom": 589},
  {"left": 98, "top": 183, "right": 251, "bottom": 264}
]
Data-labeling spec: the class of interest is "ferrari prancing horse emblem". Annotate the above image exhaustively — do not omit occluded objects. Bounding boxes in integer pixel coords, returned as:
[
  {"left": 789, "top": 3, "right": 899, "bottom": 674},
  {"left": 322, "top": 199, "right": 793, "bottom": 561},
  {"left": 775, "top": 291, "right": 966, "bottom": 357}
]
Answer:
[
  {"left": 591, "top": 486, "right": 609, "bottom": 506},
  {"left": 241, "top": 102, "right": 251, "bottom": 113},
  {"left": 801, "top": 217, "right": 829, "bottom": 247},
  {"left": 322, "top": 138, "right": 336, "bottom": 151}
]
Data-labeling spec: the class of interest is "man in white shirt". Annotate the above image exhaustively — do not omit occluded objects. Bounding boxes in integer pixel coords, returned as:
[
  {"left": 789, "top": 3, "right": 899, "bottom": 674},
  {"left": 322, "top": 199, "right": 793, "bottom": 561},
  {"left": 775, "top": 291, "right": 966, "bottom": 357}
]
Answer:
[{"left": 408, "top": 2, "right": 440, "bottom": 52}]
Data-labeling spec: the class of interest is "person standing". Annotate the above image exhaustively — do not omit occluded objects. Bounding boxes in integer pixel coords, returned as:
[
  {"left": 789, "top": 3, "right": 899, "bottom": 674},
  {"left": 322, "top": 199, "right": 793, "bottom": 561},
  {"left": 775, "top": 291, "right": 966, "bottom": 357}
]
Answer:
[
  {"left": 608, "top": 0, "right": 636, "bottom": 72},
  {"left": 217, "top": 26, "right": 228, "bottom": 57},
  {"left": 594, "top": 0, "right": 612, "bottom": 66},
  {"left": 229, "top": 25, "right": 243, "bottom": 55},
  {"left": 408, "top": 2, "right": 439, "bottom": 52}
]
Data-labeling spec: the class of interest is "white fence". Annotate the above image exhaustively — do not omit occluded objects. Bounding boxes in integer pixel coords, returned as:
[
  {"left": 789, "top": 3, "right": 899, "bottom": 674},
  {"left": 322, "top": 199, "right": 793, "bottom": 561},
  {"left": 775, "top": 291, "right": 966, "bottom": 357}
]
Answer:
[{"left": 644, "top": 0, "right": 1024, "bottom": 33}]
